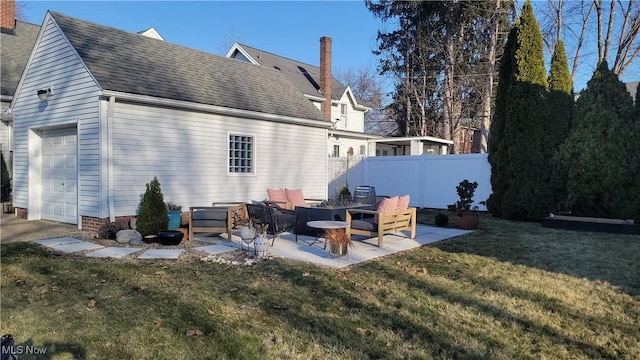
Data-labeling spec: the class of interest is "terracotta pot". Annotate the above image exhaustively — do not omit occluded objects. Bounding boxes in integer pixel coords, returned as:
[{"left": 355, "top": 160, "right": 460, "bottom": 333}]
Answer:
[{"left": 457, "top": 212, "right": 479, "bottom": 230}]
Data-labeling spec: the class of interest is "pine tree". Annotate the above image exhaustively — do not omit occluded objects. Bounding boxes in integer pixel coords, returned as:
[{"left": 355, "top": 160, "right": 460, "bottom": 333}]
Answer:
[
  {"left": 555, "top": 61, "right": 637, "bottom": 218},
  {"left": 136, "top": 176, "right": 168, "bottom": 236},
  {"left": 487, "top": 0, "right": 549, "bottom": 220}
]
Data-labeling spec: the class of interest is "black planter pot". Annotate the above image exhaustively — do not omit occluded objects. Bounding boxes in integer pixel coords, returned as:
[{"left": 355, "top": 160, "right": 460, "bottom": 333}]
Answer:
[{"left": 157, "top": 230, "right": 184, "bottom": 246}]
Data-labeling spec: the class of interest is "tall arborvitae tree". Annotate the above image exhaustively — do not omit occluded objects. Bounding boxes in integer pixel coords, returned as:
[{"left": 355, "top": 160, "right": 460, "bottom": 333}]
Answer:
[
  {"left": 487, "top": 26, "right": 517, "bottom": 218},
  {"left": 555, "top": 61, "right": 638, "bottom": 218},
  {"left": 546, "top": 39, "right": 574, "bottom": 211},
  {"left": 488, "top": 0, "right": 549, "bottom": 220}
]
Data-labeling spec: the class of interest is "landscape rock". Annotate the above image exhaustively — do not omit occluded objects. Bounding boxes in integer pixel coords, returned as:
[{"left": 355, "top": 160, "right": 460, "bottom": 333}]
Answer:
[{"left": 116, "top": 229, "right": 142, "bottom": 244}]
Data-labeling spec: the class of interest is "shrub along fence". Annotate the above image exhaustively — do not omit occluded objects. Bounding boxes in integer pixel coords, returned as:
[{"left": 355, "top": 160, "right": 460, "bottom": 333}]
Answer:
[{"left": 328, "top": 153, "right": 492, "bottom": 210}]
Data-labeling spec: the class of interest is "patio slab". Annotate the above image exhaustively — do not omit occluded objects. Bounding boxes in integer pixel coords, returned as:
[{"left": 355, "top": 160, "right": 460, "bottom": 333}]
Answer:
[
  {"left": 232, "top": 225, "right": 472, "bottom": 269},
  {"left": 30, "top": 225, "right": 470, "bottom": 267},
  {"left": 86, "top": 247, "right": 142, "bottom": 258},
  {"left": 34, "top": 238, "right": 105, "bottom": 253},
  {"left": 193, "top": 244, "right": 238, "bottom": 255},
  {"left": 34, "top": 237, "right": 84, "bottom": 247},
  {"left": 137, "top": 249, "right": 184, "bottom": 259}
]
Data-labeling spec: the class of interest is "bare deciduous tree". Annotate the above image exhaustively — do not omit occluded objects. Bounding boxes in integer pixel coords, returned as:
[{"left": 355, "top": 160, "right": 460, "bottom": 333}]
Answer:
[
  {"left": 334, "top": 65, "right": 393, "bottom": 135},
  {"left": 541, "top": 0, "right": 639, "bottom": 84}
]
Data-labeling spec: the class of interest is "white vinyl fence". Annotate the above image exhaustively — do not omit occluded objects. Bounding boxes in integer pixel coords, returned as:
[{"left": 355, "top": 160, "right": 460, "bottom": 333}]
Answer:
[{"left": 328, "top": 154, "right": 492, "bottom": 210}]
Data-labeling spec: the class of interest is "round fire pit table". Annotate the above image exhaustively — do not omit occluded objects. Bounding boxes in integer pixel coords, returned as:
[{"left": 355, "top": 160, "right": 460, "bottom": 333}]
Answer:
[{"left": 306, "top": 220, "right": 350, "bottom": 259}]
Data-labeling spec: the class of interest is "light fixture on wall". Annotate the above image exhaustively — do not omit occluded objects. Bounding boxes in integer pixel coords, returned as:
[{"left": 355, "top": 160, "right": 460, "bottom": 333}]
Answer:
[{"left": 37, "top": 86, "right": 54, "bottom": 101}]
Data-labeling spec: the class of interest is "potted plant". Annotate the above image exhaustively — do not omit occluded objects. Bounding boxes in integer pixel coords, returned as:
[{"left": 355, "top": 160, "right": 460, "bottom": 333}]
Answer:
[
  {"left": 137, "top": 176, "right": 168, "bottom": 241},
  {"left": 326, "top": 229, "right": 351, "bottom": 258},
  {"left": 448, "top": 179, "right": 480, "bottom": 230},
  {"left": 166, "top": 201, "right": 183, "bottom": 230}
]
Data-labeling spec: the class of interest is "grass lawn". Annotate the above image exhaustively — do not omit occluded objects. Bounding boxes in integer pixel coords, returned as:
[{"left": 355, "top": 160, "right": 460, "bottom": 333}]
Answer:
[{"left": 1, "top": 210, "right": 639, "bottom": 359}]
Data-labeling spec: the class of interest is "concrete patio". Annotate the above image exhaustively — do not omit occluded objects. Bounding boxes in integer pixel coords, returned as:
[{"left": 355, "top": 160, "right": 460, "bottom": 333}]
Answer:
[{"left": 31, "top": 225, "right": 471, "bottom": 269}]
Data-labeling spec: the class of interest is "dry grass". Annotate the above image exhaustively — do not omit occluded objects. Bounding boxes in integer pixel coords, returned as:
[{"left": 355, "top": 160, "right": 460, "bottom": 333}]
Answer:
[{"left": 1, "top": 211, "right": 639, "bottom": 359}]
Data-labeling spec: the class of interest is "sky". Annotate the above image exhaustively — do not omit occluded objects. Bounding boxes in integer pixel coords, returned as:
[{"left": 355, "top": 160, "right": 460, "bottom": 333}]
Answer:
[
  {"left": 18, "top": 1, "right": 638, "bottom": 95},
  {"left": 19, "top": 1, "right": 385, "bottom": 81}
]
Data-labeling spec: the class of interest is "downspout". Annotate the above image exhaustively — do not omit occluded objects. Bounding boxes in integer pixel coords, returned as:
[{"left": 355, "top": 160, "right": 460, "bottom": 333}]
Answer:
[{"left": 107, "top": 96, "right": 115, "bottom": 222}]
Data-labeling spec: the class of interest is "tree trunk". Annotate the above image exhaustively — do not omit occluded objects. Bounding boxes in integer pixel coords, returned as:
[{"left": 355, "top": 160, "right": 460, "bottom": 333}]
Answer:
[{"left": 480, "top": 0, "right": 501, "bottom": 154}]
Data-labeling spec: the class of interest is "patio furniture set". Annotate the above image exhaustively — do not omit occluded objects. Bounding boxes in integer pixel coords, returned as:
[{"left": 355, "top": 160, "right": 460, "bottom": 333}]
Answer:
[{"left": 187, "top": 186, "right": 417, "bottom": 257}]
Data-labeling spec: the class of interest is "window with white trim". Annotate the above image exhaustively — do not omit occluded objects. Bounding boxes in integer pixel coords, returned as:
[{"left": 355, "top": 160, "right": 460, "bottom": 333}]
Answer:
[
  {"left": 359, "top": 145, "right": 366, "bottom": 156},
  {"left": 332, "top": 145, "right": 340, "bottom": 157},
  {"left": 228, "top": 134, "right": 254, "bottom": 173},
  {"left": 340, "top": 104, "right": 347, "bottom": 127}
]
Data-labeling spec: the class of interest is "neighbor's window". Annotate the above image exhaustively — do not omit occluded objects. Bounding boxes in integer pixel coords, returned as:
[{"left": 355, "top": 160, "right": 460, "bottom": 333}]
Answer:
[
  {"left": 340, "top": 104, "right": 347, "bottom": 127},
  {"left": 228, "top": 134, "right": 254, "bottom": 173},
  {"left": 359, "top": 145, "right": 366, "bottom": 156},
  {"left": 332, "top": 145, "right": 340, "bottom": 157}
]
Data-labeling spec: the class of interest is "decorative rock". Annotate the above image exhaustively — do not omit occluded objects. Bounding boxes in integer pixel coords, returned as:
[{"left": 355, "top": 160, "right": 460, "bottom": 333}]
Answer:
[
  {"left": 116, "top": 229, "right": 142, "bottom": 244},
  {"left": 128, "top": 237, "right": 143, "bottom": 246}
]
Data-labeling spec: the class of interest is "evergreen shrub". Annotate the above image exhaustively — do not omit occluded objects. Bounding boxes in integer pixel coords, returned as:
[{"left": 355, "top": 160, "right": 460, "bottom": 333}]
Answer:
[
  {"left": 136, "top": 176, "right": 168, "bottom": 236},
  {"left": 338, "top": 186, "right": 352, "bottom": 201}
]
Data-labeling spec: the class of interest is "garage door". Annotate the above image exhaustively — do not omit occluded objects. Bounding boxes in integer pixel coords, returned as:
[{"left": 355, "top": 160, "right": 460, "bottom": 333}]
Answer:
[{"left": 41, "top": 127, "right": 78, "bottom": 224}]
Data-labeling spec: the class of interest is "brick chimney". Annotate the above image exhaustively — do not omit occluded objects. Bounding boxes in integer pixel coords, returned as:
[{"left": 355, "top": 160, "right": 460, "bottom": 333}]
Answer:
[
  {"left": 319, "top": 36, "right": 332, "bottom": 121},
  {"left": 1, "top": 0, "right": 16, "bottom": 31}
]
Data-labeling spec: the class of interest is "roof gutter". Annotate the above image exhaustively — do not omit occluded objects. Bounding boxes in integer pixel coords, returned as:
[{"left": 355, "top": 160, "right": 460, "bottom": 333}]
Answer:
[{"left": 101, "top": 90, "right": 331, "bottom": 129}]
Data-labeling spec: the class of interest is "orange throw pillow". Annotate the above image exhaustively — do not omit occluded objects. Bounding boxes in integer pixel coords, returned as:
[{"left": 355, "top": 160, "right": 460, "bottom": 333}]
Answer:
[
  {"left": 285, "top": 188, "right": 307, "bottom": 209},
  {"left": 375, "top": 196, "right": 399, "bottom": 222}
]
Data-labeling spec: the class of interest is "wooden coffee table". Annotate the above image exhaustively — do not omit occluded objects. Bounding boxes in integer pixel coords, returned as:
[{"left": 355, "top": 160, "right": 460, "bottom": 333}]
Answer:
[{"left": 306, "top": 220, "right": 349, "bottom": 249}]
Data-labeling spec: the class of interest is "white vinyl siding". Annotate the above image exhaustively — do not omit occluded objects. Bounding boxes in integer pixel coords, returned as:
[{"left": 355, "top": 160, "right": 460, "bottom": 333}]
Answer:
[
  {"left": 11, "top": 16, "right": 101, "bottom": 219},
  {"left": 109, "top": 102, "right": 327, "bottom": 216}
]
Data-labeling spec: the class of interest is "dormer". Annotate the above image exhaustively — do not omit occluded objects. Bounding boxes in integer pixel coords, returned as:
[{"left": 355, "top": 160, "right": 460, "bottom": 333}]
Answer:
[{"left": 137, "top": 27, "right": 164, "bottom": 40}]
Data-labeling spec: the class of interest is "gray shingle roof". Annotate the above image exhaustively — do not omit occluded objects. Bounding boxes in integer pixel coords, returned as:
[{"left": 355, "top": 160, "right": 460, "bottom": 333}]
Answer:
[
  {"left": 234, "top": 43, "right": 350, "bottom": 101},
  {"left": 1, "top": 20, "right": 41, "bottom": 97},
  {"left": 50, "top": 12, "right": 327, "bottom": 122}
]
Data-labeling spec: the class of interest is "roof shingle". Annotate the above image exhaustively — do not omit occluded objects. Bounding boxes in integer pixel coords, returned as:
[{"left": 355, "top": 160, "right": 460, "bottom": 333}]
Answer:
[
  {"left": 50, "top": 12, "right": 327, "bottom": 122},
  {"left": 1, "top": 20, "right": 41, "bottom": 97}
]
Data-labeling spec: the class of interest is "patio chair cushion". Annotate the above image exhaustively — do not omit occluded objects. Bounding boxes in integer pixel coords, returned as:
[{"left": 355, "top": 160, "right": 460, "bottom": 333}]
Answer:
[
  {"left": 350, "top": 217, "right": 377, "bottom": 232},
  {"left": 285, "top": 188, "right": 307, "bottom": 208},
  {"left": 397, "top": 195, "right": 410, "bottom": 210},
  {"left": 375, "top": 196, "right": 399, "bottom": 222},
  {"left": 267, "top": 188, "right": 288, "bottom": 209}
]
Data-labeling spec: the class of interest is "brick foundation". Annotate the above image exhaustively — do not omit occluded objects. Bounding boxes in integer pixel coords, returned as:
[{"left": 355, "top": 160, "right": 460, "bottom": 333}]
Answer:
[
  {"left": 16, "top": 207, "right": 27, "bottom": 219},
  {"left": 81, "top": 216, "right": 134, "bottom": 234}
]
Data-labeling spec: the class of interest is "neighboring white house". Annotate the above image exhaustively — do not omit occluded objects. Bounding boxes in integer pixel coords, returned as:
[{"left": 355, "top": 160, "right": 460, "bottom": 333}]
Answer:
[
  {"left": 227, "top": 39, "right": 452, "bottom": 157},
  {"left": 10, "top": 11, "right": 330, "bottom": 231},
  {"left": 227, "top": 39, "right": 377, "bottom": 157},
  {"left": 0, "top": 2, "right": 40, "bottom": 178}
]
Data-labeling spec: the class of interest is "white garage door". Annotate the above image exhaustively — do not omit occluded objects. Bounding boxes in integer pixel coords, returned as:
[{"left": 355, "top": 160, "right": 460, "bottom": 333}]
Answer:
[{"left": 41, "top": 127, "right": 78, "bottom": 224}]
